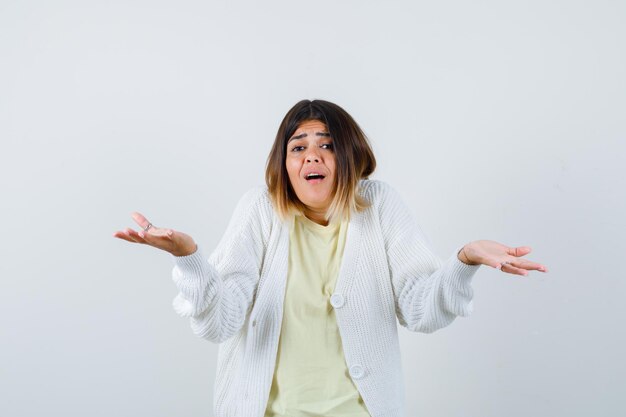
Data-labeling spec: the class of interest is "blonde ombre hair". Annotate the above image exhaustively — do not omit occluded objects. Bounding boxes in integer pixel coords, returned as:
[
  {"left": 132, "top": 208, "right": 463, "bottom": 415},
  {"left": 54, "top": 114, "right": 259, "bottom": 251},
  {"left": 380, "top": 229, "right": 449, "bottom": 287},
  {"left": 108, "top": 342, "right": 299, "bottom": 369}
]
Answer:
[{"left": 265, "top": 99, "right": 376, "bottom": 223}]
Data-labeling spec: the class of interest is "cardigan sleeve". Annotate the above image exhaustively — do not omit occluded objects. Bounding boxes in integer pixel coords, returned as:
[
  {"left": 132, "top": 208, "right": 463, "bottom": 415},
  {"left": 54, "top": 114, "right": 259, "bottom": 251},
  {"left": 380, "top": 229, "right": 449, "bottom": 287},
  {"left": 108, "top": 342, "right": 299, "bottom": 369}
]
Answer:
[
  {"left": 169, "top": 187, "right": 268, "bottom": 343},
  {"left": 378, "top": 182, "right": 481, "bottom": 333}
]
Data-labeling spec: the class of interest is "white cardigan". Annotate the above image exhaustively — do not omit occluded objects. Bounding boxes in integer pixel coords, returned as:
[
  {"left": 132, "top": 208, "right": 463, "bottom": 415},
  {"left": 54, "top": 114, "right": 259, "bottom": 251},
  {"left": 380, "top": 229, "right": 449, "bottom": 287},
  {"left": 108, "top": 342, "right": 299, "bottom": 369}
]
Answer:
[{"left": 170, "top": 179, "right": 481, "bottom": 417}]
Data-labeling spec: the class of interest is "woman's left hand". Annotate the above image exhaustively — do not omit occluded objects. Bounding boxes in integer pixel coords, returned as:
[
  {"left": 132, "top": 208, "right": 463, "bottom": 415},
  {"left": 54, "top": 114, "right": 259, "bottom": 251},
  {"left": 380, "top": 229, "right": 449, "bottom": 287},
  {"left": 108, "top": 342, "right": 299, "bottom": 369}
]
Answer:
[{"left": 458, "top": 240, "right": 548, "bottom": 276}]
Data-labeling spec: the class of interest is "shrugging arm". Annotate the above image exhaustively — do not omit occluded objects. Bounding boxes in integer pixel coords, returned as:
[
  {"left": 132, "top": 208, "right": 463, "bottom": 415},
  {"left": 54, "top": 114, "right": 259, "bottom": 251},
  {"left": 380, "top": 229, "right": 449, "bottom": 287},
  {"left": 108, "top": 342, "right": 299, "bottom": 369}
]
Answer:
[
  {"left": 379, "top": 184, "right": 481, "bottom": 333},
  {"left": 170, "top": 188, "right": 268, "bottom": 343}
]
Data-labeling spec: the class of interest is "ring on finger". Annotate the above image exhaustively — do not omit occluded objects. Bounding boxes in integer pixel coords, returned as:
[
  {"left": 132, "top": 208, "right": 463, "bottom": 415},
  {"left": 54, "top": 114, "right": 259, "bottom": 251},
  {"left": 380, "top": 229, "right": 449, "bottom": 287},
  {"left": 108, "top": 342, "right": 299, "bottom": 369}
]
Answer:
[{"left": 143, "top": 223, "right": 153, "bottom": 232}]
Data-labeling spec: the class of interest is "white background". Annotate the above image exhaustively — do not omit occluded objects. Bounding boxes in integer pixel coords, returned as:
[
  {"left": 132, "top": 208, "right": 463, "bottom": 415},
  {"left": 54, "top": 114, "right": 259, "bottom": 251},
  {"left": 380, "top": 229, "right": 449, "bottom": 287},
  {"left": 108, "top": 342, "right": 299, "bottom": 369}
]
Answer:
[{"left": 1, "top": 1, "right": 624, "bottom": 416}]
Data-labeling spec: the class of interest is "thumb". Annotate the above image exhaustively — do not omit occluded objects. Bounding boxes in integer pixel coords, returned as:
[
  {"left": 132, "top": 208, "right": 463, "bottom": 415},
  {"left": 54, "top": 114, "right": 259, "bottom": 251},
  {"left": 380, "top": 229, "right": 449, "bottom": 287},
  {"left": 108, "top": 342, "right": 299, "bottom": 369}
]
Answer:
[{"left": 508, "top": 246, "right": 532, "bottom": 257}]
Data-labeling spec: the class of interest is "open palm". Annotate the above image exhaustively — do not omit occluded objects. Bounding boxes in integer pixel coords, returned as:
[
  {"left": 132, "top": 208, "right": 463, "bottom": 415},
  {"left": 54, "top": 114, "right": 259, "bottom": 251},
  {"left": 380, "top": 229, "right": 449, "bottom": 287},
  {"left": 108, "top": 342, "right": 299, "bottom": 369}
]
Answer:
[
  {"left": 112, "top": 212, "right": 197, "bottom": 257},
  {"left": 461, "top": 240, "right": 548, "bottom": 276}
]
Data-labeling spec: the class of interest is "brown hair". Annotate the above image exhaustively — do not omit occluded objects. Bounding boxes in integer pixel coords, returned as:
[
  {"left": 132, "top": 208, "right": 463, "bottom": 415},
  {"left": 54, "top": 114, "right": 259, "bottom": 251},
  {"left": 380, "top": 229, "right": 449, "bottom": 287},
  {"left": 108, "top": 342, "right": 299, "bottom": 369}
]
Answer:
[{"left": 265, "top": 99, "right": 376, "bottom": 222}]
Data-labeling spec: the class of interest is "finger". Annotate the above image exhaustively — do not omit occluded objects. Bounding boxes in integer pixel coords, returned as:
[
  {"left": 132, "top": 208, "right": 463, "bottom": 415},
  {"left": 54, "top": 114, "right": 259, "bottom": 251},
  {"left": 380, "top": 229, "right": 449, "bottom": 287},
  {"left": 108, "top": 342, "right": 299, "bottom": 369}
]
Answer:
[
  {"left": 138, "top": 227, "right": 174, "bottom": 241},
  {"left": 507, "top": 246, "right": 532, "bottom": 257},
  {"left": 501, "top": 262, "right": 528, "bottom": 276},
  {"left": 113, "top": 231, "right": 137, "bottom": 243},
  {"left": 131, "top": 212, "right": 156, "bottom": 233},
  {"left": 510, "top": 258, "right": 548, "bottom": 273},
  {"left": 124, "top": 228, "right": 148, "bottom": 244},
  {"left": 148, "top": 227, "right": 173, "bottom": 238}
]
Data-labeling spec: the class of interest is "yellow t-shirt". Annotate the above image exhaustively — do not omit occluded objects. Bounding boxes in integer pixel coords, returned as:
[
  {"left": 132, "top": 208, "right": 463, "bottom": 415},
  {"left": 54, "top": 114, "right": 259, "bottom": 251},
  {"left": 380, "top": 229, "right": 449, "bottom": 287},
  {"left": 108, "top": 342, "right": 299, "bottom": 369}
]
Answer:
[{"left": 264, "top": 214, "right": 371, "bottom": 417}]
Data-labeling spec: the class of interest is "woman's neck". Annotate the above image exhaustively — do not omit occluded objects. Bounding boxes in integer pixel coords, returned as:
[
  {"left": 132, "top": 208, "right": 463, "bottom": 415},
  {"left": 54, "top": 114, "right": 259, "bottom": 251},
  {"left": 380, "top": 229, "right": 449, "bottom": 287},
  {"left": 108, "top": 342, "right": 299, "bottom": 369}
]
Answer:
[{"left": 303, "top": 208, "right": 329, "bottom": 226}]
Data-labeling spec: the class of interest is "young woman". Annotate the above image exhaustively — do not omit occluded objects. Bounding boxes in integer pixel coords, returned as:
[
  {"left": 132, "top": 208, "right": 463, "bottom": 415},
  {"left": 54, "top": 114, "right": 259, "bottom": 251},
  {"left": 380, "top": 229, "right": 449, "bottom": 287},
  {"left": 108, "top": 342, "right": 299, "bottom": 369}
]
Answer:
[{"left": 114, "top": 99, "right": 548, "bottom": 417}]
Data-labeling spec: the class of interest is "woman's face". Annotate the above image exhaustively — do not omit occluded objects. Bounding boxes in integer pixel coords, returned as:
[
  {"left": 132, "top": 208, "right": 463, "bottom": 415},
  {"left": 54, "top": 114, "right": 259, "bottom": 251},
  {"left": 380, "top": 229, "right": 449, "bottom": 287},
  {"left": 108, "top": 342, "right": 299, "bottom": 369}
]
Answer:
[{"left": 285, "top": 120, "right": 336, "bottom": 216}]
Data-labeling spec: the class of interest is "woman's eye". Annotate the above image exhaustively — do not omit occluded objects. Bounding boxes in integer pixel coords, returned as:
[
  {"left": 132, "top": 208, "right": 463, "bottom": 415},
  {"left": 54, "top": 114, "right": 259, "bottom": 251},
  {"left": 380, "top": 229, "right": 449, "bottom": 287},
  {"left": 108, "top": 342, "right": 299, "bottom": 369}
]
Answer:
[{"left": 289, "top": 143, "right": 332, "bottom": 152}]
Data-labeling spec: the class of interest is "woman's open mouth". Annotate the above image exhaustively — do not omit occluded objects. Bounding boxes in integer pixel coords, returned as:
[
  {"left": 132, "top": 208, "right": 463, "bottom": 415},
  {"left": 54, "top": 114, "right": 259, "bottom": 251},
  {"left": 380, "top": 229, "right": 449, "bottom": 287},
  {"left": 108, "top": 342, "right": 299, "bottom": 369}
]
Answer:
[{"left": 305, "top": 173, "right": 326, "bottom": 184}]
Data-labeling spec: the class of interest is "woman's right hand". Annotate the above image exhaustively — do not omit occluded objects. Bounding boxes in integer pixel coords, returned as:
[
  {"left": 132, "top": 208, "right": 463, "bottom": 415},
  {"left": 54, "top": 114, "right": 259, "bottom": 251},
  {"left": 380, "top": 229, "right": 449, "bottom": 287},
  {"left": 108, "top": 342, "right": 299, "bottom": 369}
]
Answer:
[{"left": 112, "top": 212, "right": 198, "bottom": 257}]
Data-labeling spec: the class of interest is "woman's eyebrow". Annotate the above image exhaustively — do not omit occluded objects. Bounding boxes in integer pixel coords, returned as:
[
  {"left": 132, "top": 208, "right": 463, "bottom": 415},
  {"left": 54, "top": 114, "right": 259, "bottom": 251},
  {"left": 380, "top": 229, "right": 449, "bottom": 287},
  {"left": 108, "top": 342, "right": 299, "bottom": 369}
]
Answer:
[{"left": 288, "top": 132, "right": 331, "bottom": 142}]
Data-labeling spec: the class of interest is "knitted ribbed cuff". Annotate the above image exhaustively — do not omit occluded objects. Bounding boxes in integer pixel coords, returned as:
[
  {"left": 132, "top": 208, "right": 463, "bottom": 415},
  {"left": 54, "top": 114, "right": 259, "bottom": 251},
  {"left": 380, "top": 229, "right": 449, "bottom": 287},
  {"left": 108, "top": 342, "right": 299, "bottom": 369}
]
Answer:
[
  {"left": 170, "top": 244, "right": 222, "bottom": 317},
  {"left": 446, "top": 245, "right": 481, "bottom": 290},
  {"left": 170, "top": 244, "right": 206, "bottom": 278}
]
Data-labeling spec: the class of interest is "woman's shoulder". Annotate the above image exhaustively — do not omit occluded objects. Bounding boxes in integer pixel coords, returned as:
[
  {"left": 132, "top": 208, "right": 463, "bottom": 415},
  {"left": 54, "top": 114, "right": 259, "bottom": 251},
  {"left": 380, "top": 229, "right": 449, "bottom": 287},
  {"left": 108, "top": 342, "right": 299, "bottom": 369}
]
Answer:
[
  {"left": 358, "top": 178, "right": 397, "bottom": 203},
  {"left": 231, "top": 185, "right": 274, "bottom": 223},
  {"left": 239, "top": 185, "right": 271, "bottom": 205}
]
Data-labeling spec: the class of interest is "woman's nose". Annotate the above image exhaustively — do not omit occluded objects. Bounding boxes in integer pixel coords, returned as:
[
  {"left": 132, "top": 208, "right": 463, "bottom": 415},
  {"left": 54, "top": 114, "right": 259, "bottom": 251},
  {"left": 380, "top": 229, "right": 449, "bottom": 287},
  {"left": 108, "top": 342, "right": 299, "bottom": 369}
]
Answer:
[{"left": 305, "top": 148, "right": 321, "bottom": 163}]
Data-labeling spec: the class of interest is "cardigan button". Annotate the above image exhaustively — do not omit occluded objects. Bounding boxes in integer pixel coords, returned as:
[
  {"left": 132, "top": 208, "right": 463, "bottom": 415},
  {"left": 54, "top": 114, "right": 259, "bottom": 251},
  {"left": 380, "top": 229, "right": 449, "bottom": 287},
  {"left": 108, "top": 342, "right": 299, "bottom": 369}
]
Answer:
[
  {"left": 330, "top": 293, "right": 345, "bottom": 308},
  {"left": 349, "top": 364, "right": 365, "bottom": 379}
]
